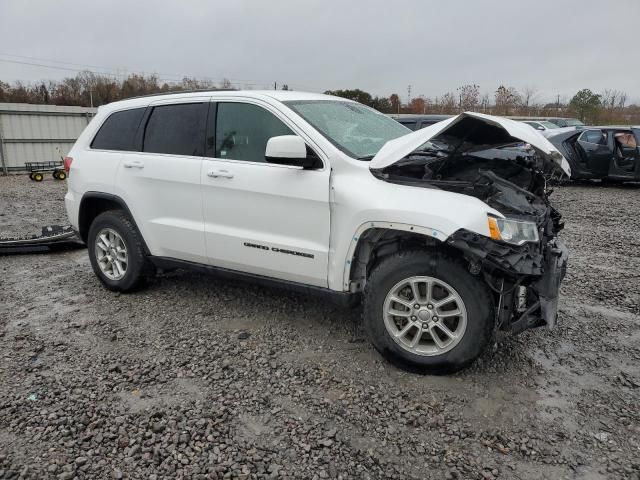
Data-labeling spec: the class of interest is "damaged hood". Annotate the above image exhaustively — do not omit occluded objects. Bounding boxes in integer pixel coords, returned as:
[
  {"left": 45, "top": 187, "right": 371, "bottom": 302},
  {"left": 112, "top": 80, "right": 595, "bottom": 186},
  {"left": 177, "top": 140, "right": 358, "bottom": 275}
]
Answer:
[{"left": 371, "top": 112, "right": 571, "bottom": 176}]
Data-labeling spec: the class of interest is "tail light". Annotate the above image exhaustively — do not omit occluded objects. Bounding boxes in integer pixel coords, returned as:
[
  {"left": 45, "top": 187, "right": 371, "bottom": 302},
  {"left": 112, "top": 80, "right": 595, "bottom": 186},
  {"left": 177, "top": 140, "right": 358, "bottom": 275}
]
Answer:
[{"left": 63, "top": 156, "right": 73, "bottom": 173}]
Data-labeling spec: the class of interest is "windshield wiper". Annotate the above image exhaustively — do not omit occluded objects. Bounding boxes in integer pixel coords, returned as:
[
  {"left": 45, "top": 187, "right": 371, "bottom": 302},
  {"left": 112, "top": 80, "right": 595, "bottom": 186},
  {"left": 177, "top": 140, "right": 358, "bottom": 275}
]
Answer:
[{"left": 357, "top": 154, "right": 375, "bottom": 160}]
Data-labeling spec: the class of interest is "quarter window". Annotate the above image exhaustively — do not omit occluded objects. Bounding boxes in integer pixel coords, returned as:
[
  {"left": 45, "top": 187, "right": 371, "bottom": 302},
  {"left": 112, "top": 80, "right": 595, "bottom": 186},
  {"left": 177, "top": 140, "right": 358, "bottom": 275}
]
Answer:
[
  {"left": 214, "top": 103, "right": 294, "bottom": 162},
  {"left": 143, "top": 103, "right": 206, "bottom": 156},
  {"left": 91, "top": 108, "right": 145, "bottom": 151}
]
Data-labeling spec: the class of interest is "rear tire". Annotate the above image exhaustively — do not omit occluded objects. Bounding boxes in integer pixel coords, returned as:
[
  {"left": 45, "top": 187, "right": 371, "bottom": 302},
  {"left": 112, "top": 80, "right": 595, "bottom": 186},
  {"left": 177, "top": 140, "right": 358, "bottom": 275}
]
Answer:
[
  {"left": 33, "top": 173, "right": 43, "bottom": 182},
  {"left": 87, "top": 210, "right": 153, "bottom": 292},
  {"left": 363, "top": 249, "right": 493, "bottom": 374}
]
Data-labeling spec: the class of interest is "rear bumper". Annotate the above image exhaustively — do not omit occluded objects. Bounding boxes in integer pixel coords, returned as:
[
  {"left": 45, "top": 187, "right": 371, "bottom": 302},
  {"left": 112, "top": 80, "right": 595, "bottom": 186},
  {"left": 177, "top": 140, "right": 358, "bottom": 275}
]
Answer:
[
  {"left": 64, "top": 190, "right": 79, "bottom": 231},
  {"left": 447, "top": 231, "right": 569, "bottom": 333}
]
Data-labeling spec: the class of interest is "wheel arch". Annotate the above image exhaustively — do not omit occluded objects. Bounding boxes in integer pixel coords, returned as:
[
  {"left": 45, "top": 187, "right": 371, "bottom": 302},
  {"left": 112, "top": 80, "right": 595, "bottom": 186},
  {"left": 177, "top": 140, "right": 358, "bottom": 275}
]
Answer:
[
  {"left": 343, "top": 222, "right": 450, "bottom": 292},
  {"left": 78, "top": 192, "right": 149, "bottom": 254}
]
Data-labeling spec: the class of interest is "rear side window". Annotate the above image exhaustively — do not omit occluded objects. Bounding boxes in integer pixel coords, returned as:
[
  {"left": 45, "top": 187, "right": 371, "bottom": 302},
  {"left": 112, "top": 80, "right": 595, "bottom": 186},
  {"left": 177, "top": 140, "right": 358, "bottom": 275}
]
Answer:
[
  {"left": 91, "top": 108, "right": 145, "bottom": 151},
  {"left": 214, "top": 103, "right": 293, "bottom": 162},
  {"left": 143, "top": 103, "right": 207, "bottom": 156}
]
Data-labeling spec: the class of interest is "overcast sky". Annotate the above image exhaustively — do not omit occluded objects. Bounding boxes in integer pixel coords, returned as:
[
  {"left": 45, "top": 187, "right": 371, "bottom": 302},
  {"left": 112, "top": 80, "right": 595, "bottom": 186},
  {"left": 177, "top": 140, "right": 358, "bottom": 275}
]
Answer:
[{"left": 1, "top": 0, "right": 638, "bottom": 104}]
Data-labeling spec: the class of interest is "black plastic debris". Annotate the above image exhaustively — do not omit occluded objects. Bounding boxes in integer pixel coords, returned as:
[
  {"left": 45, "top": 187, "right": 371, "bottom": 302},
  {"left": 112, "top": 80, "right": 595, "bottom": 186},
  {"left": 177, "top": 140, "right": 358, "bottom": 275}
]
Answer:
[{"left": 0, "top": 225, "right": 85, "bottom": 255}]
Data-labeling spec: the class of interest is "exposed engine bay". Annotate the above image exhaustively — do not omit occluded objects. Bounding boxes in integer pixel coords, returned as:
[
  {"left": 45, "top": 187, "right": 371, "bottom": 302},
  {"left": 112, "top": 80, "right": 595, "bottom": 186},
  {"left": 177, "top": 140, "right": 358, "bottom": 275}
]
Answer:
[{"left": 371, "top": 116, "right": 569, "bottom": 334}]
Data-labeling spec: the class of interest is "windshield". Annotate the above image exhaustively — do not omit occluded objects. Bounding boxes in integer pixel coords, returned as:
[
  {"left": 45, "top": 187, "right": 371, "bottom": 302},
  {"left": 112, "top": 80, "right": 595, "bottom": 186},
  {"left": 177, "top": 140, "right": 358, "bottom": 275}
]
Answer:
[
  {"left": 284, "top": 100, "right": 410, "bottom": 159},
  {"left": 539, "top": 121, "right": 559, "bottom": 129}
]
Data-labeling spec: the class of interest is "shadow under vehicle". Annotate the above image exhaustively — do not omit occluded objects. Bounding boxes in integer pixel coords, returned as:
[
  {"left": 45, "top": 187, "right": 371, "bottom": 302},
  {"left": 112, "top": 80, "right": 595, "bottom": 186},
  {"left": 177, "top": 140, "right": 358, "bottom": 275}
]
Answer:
[{"left": 548, "top": 126, "right": 640, "bottom": 181}]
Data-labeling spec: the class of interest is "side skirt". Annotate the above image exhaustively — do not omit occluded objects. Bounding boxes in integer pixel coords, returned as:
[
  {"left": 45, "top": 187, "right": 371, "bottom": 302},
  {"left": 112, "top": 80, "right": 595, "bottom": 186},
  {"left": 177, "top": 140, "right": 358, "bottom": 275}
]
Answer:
[{"left": 148, "top": 256, "right": 358, "bottom": 308}]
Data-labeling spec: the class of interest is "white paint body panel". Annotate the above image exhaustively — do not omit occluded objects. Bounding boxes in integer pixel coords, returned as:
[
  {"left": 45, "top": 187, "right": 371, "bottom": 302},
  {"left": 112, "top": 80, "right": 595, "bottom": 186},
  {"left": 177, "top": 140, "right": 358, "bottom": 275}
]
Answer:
[{"left": 64, "top": 91, "right": 536, "bottom": 294}]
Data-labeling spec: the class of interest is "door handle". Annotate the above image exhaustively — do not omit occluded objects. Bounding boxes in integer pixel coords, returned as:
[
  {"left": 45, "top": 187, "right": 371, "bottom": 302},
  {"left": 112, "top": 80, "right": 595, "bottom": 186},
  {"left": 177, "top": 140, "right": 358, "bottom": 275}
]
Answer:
[
  {"left": 123, "top": 160, "right": 144, "bottom": 169},
  {"left": 207, "top": 169, "right": 234, "bottom": 179}
]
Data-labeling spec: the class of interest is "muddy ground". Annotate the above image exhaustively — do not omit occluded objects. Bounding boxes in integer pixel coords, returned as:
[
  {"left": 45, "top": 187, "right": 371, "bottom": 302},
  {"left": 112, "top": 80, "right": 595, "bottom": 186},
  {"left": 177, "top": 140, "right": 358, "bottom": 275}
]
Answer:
[{"left": 0, "top": 175, "right": 639, "bottom": 480}]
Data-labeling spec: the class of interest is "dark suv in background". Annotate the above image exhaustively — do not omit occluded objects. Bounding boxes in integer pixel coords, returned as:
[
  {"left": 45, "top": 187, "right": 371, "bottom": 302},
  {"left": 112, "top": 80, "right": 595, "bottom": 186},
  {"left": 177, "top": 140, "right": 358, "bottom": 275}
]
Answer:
[{"left": 388, "top": 114, "right": 453, "bottom": 130}]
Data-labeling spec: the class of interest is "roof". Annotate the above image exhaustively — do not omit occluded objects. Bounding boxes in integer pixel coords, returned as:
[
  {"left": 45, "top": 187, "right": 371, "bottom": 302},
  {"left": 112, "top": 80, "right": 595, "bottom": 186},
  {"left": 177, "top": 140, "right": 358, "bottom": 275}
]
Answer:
[
  {"left": 586, "top": 125, "right": 639, "bottom": 130},
  {"left": 97, "top": 90, "right": 347, "bottom": 113}
]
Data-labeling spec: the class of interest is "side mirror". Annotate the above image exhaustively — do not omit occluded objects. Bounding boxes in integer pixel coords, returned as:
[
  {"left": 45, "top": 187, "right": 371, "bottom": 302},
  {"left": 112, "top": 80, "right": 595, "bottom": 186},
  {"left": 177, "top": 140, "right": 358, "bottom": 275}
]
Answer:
[
  {"left": 536, "top": 126, "right": 545, "bottom": 131},
  {"left": 265, "top": 135, "right": 321, "bottom": 169}
]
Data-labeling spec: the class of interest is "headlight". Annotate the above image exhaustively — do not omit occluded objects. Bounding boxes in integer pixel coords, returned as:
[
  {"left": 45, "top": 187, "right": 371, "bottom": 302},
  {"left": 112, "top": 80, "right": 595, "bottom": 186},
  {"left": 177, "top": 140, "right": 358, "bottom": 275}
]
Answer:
[{"left": 487, "top": 215, "right": 539, "bottom": 245}]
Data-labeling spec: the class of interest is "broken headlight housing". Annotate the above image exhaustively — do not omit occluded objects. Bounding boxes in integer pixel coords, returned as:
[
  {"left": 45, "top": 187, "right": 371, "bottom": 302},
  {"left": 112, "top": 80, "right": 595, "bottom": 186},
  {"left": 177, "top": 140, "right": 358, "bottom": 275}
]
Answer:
[{"left": 487, "top": 215, "right": 539, "bottom": 245}]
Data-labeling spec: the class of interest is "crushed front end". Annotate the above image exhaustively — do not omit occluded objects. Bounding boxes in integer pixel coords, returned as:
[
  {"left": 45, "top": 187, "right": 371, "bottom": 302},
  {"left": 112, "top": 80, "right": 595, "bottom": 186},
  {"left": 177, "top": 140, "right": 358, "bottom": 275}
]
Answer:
[
  {"left": 447, "top": 227, "right": 568, "bottom": 333},
  {"left": 372, "top": 115, "right": 570, "bottom": 333}
]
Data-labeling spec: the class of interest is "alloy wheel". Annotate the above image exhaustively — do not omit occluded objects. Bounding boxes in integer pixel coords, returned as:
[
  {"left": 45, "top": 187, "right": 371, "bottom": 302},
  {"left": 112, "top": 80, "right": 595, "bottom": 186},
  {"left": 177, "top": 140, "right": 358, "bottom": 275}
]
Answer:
[
  {"left": 383, "top": 276, "right": 467, "bottom": 356},
  {"left": 95, "top": 228, "right": 128, "bottom": 281}
]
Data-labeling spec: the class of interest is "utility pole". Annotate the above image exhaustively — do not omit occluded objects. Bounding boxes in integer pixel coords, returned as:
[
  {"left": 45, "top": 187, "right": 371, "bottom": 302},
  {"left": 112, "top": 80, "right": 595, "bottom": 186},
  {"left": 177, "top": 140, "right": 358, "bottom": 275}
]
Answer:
[
  {"left": 274, "top": 82, "right": 277, "bottom": 90},
  {"left": 407, "top": 85, "right": 412, "bottom": 106}
]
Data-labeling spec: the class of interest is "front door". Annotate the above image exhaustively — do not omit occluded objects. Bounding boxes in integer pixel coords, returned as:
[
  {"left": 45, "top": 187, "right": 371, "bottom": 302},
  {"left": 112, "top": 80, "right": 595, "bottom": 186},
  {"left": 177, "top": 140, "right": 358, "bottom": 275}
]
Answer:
[
  {"left": 575, "top": 129, "right": 612, "bottom": 178},
  {"left": 201, "top": 100, "right": 331, "bottom": 287}
]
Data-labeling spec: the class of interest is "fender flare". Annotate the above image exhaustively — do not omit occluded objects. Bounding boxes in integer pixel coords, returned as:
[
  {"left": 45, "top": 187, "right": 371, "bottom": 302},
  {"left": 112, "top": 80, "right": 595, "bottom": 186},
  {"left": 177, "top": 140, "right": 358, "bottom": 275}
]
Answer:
[
  {"left": 78, "top": 192, "right": 150, "bottom": 254},
  {"left": 341, "top": 221, "right": 446, "bottom": 290}
]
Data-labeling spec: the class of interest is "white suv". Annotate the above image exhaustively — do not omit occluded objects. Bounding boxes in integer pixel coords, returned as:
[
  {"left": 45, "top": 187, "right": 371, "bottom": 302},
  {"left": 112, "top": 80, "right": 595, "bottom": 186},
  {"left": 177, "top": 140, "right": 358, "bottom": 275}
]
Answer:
[{"left": 64, "top": 90, "right": 569, "bottom": 372}]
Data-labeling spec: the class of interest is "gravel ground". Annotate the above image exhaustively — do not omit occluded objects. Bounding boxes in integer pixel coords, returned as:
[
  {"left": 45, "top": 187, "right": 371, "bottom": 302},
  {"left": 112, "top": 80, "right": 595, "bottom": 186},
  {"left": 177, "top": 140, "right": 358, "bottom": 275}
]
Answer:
[{"left": 0, "top": 174, "right": 639, "bottom": 480}]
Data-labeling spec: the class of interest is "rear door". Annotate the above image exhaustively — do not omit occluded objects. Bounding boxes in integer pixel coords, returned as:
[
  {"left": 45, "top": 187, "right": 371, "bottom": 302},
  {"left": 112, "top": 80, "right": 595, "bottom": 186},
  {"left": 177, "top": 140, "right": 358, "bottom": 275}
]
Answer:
[
  {"left": 575, "top": 129, "right": 612, "bottom": 177},
  {"left": 114, "top": 99, "right": 208, "bottom": 263},
  {"left": 201, "top": 99, "right": 331, "bottom": 287},
  {"left": 84, "top": 107, "right": 147, "bottom": 194}
]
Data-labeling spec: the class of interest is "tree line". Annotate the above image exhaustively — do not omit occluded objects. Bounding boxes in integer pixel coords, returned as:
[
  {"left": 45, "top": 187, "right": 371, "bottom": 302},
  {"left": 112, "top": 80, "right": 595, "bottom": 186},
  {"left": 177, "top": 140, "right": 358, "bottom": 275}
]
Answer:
[
  {"left": 0, "top": 72, "right": 638, "bottom": 125},
  {"left": 326, "top": 86, "right": 639, "bottom": 125},
  {"left": 0, "top": 72, "right": 237, "bottom": 108}
]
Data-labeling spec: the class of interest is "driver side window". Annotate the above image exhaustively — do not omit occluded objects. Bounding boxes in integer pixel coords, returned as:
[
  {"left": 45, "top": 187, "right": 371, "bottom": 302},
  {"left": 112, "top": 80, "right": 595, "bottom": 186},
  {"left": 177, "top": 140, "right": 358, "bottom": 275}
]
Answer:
[{"left": 213, "top": 103, "right": 294, "bottom": 162}]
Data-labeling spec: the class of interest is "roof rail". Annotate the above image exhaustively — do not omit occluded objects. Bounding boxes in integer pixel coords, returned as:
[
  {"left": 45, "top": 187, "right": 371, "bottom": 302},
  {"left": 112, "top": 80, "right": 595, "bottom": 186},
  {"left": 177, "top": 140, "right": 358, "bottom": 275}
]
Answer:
[{"left": 125, "top": 88, "right": 237, "bottom": 101}]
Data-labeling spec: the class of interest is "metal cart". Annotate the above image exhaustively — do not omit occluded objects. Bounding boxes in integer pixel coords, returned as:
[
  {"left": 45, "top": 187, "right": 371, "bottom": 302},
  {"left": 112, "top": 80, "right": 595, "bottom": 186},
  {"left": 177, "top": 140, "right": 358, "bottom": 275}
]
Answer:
[{"left": 25, "top": 161, "right": 66, "bottom": 182}]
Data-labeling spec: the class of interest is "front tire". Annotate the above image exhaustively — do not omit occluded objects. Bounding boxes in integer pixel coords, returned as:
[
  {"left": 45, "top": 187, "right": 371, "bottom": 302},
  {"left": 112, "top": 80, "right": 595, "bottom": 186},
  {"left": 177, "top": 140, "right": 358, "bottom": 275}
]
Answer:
[
  {"left": 88, "top": 210, "right": 153, "bottom": 292},
  {"left": 363, "top": 250, "right": 493, "bottom": 374}
]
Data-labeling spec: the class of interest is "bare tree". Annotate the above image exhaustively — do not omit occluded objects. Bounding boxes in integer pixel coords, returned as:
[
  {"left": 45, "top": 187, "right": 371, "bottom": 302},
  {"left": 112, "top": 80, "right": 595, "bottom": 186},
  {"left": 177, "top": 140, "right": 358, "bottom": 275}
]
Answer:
[
  {"left": 389, "top": 94, "right": 401, "bottom": 113},
  {"left": 521, "top": 86, "right": 538, "bottom": 116},
  {"left": 440, "top": 92, "right": 457, "bottom": 114},
  {"left": 456, "top": 84, "right": 480, "bottom": 112},
  {"left": 409, "top": 96, "right": 426, "bottom": 114},
  {"left": 494, "top": 85, "right": 521, "bottom": 116},
  {"left": 617, "top": 92, "right": 627, "bottom": 110},
  {"left": 479, "top": 92, "right": 490, "bottom": 113}
]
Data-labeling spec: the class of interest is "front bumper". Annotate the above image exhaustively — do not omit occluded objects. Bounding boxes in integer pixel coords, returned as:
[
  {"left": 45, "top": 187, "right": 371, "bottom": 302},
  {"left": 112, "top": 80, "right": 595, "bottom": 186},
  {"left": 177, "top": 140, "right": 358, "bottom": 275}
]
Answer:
[
  {"left": 532, "top": 238, "right": 568, "bottom": 328},
  {"left": 447, "top": 230, "right": 568, "bottom": 333}
]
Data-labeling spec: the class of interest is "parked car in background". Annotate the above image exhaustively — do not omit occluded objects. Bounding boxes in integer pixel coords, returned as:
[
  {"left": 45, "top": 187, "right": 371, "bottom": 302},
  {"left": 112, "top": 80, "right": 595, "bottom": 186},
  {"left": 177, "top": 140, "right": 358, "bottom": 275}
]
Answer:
[
  {"left": 521, "top": 120, "right": 577, "bottom": 139},
  {"left": 548, "top": 126, "right": 640, "bottom": 181},
  {"left": 545, "top": 117, "right": 585, "bottom": 128},
  {"left": 388, "top": 114, "right": 453, "bottom": 130},
  {"left": 64, "top": 91, "right": 569, "bottom": 373},
  {"left": 522, "top": 120, "right": 561, "bottom": 132}
]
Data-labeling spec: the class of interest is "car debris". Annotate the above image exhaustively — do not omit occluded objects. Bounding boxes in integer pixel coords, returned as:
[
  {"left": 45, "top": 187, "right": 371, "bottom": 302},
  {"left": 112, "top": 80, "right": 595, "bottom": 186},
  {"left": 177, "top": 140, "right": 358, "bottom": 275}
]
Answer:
[{"left": 0, "top": 225, "right": 84, "bottom": 255}]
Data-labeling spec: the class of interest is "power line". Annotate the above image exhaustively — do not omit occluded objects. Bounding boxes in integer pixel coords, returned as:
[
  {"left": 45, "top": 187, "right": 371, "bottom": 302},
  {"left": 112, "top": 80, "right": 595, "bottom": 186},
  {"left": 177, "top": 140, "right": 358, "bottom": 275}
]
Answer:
[{"left": 0, "top": 53, "right": 321, "bottom": 91}]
